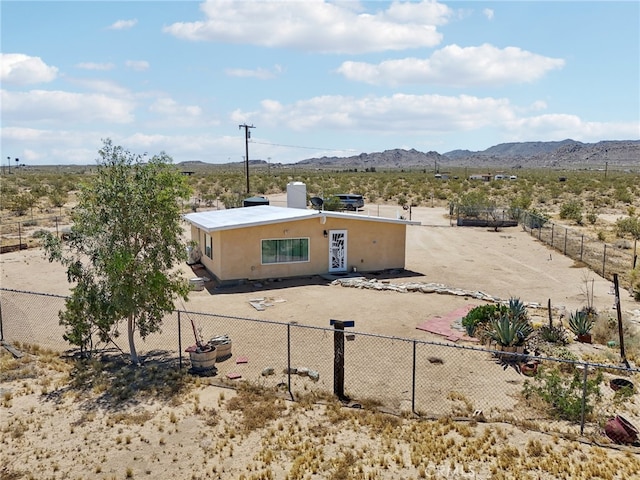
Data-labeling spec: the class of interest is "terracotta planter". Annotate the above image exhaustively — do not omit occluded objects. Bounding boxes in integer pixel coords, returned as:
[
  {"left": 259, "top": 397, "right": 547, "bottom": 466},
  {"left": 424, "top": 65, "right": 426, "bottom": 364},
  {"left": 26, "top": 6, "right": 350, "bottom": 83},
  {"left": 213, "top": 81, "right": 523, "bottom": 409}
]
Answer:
[
  {"left": 610, "top": 378, "right": 635, "bottom": 392},
  {"left": 577, "top": 333, "right": 592, "bottom": 344},
  {"left": 605, "top": 415, "right": 639, "bottom": 445},
  {"left": 520, "top": 361, "right": 539, "bottom": 377}
]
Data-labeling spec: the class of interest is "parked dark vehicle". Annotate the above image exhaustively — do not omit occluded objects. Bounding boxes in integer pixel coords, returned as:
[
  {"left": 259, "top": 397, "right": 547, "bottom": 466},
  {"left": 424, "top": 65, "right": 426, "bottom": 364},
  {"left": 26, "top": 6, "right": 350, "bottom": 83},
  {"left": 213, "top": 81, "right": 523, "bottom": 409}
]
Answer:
[{"left": 335, "top": 194, "right": 364, "bottom": 211}]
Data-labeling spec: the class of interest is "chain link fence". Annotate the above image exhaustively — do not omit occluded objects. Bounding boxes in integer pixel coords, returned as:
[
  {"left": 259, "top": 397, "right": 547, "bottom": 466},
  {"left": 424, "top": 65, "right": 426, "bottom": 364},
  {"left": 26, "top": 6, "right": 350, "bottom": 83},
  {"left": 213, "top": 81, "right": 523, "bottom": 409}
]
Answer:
[
  {"left": 2, "top": 287, "right": 639, "bottom": 439},
  {"left": 0, "top": 215, "right": 70, "bottom": 253},
  {"left": 522, "top": 211, "right": 638, "bottom": 288}
]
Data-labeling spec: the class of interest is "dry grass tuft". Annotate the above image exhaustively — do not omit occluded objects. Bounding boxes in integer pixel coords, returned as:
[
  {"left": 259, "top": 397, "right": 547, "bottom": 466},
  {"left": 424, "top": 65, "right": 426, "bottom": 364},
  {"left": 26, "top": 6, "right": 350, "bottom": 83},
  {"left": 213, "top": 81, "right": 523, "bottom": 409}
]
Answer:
[{"left": 226, "top": 382, "right": 287, "bottom": 432}]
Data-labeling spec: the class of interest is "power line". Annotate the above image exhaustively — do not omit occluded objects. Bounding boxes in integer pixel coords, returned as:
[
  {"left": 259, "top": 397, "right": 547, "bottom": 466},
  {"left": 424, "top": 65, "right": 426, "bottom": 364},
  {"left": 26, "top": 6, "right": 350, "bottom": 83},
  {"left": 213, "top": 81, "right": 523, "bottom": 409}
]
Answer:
[
  {"left": 250, "top": 140, "right": 357, "bottom": 153},
  {"left": 239, "top": 124, "right": 255, "bottom": 194}
]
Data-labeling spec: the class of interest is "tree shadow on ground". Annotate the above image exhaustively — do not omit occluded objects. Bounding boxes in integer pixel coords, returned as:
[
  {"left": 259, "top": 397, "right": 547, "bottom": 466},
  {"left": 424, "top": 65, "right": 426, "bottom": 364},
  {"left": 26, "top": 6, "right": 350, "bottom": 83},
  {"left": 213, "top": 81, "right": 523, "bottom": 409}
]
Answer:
[{"left": 46, "top": 349, "right": 193, "bottom": 411}]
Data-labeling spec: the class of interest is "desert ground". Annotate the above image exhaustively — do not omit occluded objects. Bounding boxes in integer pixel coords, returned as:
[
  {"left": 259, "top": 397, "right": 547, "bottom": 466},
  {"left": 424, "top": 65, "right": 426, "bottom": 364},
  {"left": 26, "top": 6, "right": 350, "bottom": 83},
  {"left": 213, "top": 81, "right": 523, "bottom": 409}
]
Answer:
[{"left": 1, "top": 197, "right": 640, "bottom": 479}]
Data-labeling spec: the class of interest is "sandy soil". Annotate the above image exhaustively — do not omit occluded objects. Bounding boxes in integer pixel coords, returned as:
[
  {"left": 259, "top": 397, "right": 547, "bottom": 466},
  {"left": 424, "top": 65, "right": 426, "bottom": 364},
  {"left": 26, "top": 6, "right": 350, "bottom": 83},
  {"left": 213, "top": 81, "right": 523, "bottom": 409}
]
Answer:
[{"left": 1, "top": 197, "right": 640, "bottom": 479}]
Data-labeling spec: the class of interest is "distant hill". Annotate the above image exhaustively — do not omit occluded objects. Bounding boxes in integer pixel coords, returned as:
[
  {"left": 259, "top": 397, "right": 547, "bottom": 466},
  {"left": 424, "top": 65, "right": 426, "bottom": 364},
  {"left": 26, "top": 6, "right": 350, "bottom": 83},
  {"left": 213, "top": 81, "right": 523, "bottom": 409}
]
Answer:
[
  {"left": 297, "top": 148, "right": 446, "bottom": 170},
  {"left": 294, "top": 140, "right": 639, "bottom": 170}
]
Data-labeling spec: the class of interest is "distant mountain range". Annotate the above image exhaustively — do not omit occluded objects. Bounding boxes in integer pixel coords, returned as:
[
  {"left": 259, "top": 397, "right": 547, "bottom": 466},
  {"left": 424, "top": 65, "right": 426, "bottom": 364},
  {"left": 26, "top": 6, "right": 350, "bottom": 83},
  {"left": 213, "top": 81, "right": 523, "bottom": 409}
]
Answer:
[
  {"left": 295, "top": 139, "right": 639, "bottom": 170},
  {"left": 181, "top": 139, "right": 639, "bottom": 171}
]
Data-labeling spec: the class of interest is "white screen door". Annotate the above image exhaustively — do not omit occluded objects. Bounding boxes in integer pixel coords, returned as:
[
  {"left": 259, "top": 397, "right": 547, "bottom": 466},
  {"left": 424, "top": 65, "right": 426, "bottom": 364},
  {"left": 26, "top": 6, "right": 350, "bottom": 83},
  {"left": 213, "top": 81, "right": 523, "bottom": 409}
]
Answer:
[{"left": 328, "top": 230, "right": 347, "bottom": 273}]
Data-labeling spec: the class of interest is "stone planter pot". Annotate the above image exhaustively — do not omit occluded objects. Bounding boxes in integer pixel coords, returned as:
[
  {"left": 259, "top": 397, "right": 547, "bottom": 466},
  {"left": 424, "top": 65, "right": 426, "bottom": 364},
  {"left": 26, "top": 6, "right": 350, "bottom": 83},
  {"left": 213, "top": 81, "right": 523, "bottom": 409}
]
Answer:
[
  {"left": 207, "top": 335, "right": 232, "bottom": 361},
  {"left": 189, "top": 347, "right": 217, "bottom": 371},
  {"left": 497, "top": 345, "right": 516, "bottom": 360}
]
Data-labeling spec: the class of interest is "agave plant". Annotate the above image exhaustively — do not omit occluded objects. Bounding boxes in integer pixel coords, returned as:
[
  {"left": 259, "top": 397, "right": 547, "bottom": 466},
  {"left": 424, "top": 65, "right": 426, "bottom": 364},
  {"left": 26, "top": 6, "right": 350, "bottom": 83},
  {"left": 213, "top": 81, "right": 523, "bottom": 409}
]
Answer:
[
  {"left": 488, "top": 315, "right": 534, "bottom": 347},
  {"left": 507, "top": 297, "right": 528, "bottom": 321},
  {"left": 568, "top": 310, "right": 595, "bottom": 336}
]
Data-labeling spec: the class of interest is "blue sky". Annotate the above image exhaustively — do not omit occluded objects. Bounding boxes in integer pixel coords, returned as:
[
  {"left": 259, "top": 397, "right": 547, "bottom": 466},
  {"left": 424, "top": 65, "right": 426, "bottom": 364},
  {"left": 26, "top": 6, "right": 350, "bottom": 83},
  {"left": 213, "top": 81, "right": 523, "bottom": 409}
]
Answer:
[{"left": 1, "top": 0, "right": 639, "bottom": 166}]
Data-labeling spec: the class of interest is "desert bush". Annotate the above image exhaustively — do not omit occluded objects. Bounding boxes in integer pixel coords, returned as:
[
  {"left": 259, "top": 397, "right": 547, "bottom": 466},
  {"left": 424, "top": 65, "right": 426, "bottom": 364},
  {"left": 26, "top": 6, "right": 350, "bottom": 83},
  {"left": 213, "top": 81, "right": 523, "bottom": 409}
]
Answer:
[
  {"left": 522, "top": 367, "right": 603, "bottom": 422},
  {"left": 586, "top": 210, "right": 598, "bottom": 225},
  {"left": 10, "top": 192, "right": 36, "bottom": 216},
  {"left": 461, "top": 304, "right": 507, "bottom": 337},
  {"left": 48, "top": 188, "right": 68, "bottom": 208},
  {"left": 615, "top": 216, "right": 640, "bottom": 240},
  {"left": 629, "top": 267, "right": 640, "bottom": 302},
  {"left": 523, "top": 208, "right": 549, "bottom": 229},
  {"left": 536, "top": 324, "right": 569, "bottom": 345},
  {"left": 614, "top": 186, "right": 633, "bottom": 204},
  {"left": 559, "top": 200, "right": 583, "bottom": 224},
  {"left": 31, "top": 229, "right": 49, "bottom": 239},
  {"left": 455, "top": 190, "right": 497, "bottom": 219},
  {"left": 591, "top": 314, "right": 633, "bottom": 345},
  {"left": 220, "top": 192, "right": 244, "bottom": 209}
]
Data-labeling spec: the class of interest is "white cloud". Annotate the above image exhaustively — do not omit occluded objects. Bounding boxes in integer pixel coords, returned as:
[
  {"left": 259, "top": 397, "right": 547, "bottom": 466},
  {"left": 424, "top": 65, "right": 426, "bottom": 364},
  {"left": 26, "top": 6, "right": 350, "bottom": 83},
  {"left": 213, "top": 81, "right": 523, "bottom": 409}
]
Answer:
[
  {"left": 164, "top": 0, "right": 449, "bottom": 54},
  {"left": 506, "top": 115, "right": 640, "bottom": 143},
  {"left": 125, "top": 60, "right": 150, "bottom": 71},
  {"left": 148, "top": 97, "right": 206, "bottom": 127},
  {"left": 1, "top": 127, "right": 106, "bottom": 164},
  {"left": 68, "top": 78, "right": 131, "bottom": 96},
  {"left": 385, "top": 0, "right": 452, "bottom": 24},
  {"left": 1, "top": 54, "right": 58, "bottom": 85},
  {"left": 336, "top": 44, "right": 565, "bottom": 86},
  {"left": 483, "top": 8, "right": 494, "bottom": 20},
  {"left": 76, "top": 62, "right": 115, "bottom": 71},
  {"left": 108, "top": 19, "right": 137, "bottom": 30},
  {"left": 234, "top": 93, "right": 515, "bottom": 133},
  {"left": 1, "top": 89, "right": 135, "bottom": 124},
  {"left": 225, "top": 65, "right": 283, "bottom": 79}
]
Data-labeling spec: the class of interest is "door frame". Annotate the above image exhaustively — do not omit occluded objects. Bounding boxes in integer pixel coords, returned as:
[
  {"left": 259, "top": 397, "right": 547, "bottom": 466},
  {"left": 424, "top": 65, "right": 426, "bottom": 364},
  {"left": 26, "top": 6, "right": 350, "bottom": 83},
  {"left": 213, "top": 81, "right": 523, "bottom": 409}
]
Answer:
[{"left": 328, "top": 229, "right": 347, "bottom": 273}]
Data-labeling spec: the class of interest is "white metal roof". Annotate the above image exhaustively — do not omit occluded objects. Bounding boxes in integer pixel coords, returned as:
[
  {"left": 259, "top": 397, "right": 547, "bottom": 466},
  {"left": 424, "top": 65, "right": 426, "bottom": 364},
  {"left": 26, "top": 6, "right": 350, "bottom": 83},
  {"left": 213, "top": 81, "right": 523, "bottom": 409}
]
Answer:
[{"left": 183, "top": 205, "right": 419, "bottom": 232}]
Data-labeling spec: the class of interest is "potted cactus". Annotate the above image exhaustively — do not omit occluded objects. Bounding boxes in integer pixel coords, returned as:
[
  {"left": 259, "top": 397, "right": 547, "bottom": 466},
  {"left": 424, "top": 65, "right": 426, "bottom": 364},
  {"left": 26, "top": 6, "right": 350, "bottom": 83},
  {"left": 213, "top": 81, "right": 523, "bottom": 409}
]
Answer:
[{"left": 568, "top": 309, "right": 595, "bottom": 343}]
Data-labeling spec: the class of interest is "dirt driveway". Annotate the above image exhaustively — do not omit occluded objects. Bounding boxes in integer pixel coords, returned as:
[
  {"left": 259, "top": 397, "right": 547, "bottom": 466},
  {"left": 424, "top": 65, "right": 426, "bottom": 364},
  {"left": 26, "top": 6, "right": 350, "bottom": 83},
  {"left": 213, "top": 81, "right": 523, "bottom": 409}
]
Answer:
[{"left": 3, "top": 200, "right": 634, "bottom": 342}]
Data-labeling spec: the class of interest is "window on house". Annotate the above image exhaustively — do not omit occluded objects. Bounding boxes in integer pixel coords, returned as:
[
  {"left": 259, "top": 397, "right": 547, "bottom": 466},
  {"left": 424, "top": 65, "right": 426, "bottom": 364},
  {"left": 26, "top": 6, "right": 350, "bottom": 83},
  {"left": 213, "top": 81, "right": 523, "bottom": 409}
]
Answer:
[
  {"left": 205, "top": 234, "right": 212, "bottom": 259},
  {"left": 261, "top": 238, "right": 309, "bottom": 264}
]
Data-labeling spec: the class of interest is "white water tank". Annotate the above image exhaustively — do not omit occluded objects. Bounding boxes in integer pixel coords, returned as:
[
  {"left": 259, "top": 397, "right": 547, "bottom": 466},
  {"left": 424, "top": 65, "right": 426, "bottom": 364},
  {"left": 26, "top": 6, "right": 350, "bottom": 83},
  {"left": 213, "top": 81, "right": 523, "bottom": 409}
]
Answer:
[{"left": 287, "top": 182, "right": 307, "bottom": 209}]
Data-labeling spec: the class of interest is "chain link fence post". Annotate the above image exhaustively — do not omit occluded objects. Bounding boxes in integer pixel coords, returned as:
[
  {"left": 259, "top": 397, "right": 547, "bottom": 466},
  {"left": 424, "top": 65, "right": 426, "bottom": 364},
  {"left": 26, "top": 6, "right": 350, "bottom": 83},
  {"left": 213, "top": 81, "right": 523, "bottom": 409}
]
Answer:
[
  {"left": 580, "top": 362, "right": 589, "bottom": 435},
  {"left": 412, "top": 340, "right": 417, "bottom": 415},
  {"left": 178, "top": 310, "right": 182, "bottom": 370},
  {"left": 287, "top": 323, "right": 293, "bottom": 401}
]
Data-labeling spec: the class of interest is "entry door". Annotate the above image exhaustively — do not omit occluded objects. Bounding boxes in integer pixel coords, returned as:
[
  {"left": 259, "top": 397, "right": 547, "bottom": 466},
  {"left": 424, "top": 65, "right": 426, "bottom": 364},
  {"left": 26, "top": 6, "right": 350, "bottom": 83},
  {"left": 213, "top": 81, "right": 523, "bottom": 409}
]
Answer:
[{"left": 328, "top": 230, "right": 347, "bottom": 273}]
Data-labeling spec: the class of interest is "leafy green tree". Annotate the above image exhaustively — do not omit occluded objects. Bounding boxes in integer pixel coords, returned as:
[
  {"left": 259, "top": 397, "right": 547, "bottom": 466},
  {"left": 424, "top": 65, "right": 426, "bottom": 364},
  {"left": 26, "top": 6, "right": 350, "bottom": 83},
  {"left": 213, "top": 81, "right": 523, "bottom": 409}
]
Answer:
[{"left": 43, "top": 139, "right": 191, "bottom": 364}]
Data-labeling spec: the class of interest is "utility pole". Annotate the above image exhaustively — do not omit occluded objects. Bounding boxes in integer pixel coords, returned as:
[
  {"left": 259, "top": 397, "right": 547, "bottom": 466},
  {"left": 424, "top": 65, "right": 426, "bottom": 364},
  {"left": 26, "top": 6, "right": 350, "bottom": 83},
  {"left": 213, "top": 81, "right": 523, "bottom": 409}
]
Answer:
[{"left": 238, "top": 124, "right": 255, "bottom": 194}]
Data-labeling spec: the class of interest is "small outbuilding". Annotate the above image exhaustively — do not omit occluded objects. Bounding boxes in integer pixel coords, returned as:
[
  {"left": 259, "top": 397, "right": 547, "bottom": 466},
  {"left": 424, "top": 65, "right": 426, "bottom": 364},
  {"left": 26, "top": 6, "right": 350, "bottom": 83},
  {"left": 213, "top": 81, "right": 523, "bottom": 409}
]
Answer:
[{"left": 183, "top": 205, "right": 419, "bottom": 284}]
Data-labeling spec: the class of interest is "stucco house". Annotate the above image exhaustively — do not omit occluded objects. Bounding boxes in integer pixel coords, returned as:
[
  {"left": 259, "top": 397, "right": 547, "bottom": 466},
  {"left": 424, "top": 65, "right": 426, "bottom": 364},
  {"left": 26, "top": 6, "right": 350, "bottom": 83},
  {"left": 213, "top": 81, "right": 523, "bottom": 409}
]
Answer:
[{"left": 183, "top": 205, "right": 419, "bottom": 284}]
